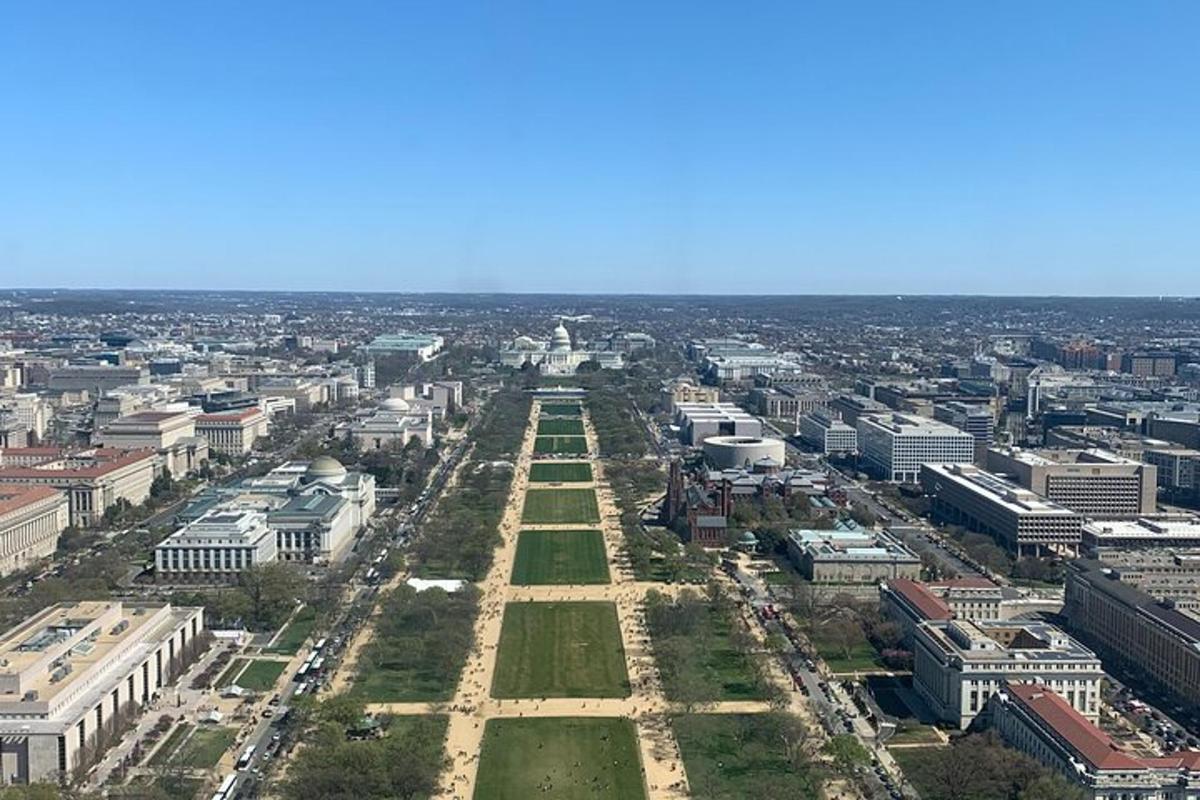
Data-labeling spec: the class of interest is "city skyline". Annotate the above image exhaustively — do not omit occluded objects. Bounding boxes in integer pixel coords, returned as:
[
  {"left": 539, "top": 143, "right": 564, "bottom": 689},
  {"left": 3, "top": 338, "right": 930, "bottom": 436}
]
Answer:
[{"left": 4, "top": 2, "right": 1200, "bottom": 294}]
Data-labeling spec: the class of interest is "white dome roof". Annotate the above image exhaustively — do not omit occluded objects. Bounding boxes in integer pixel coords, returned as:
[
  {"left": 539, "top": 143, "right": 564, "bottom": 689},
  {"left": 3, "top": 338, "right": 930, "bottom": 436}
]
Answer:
[
  {"left": 380, "top": 397, "right": 410, "bottom": 412},
  {"left": 306, "top": 456, "right": 347, "bottom": 481},
  {"left": 550, "top": 320, "right": 572, "bottom": 351}
]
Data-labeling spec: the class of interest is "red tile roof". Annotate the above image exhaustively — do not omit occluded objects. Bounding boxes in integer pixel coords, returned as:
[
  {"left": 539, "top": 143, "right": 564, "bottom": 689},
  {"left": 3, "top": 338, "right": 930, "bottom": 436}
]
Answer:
[
  {"left": 0, "top": 485, "right": 63, "bottom": 518},
  {"left": 887, "top": 579, "right": 953, "bottom": 621},
  {"left": 0, "top": 448, "right": 156, "bottom": 480},
  {"left": 1005, "top": 683, "right": 1147, "bottom": 771}
]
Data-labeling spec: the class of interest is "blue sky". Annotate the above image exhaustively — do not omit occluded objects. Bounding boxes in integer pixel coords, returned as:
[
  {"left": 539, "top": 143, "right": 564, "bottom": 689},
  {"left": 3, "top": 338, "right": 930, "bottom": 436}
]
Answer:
[{"left": 2, "top": 2, "right": 1198, "bottom": 294}]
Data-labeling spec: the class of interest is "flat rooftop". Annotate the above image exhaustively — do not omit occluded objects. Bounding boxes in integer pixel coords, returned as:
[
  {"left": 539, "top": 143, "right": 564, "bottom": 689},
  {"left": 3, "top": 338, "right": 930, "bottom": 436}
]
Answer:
[
  {"left": 923, "top": 463, "right": 1078, "bottom": 516},
  {"left": 0, "top": 601, "right": 198, "bottom": 719}
]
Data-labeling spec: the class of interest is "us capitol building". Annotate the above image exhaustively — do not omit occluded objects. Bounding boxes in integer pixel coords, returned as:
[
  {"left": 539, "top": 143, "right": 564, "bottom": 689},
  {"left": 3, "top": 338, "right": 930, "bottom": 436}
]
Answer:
[{"left": 499, "top": 319, "right": 626, "bottom": 375}]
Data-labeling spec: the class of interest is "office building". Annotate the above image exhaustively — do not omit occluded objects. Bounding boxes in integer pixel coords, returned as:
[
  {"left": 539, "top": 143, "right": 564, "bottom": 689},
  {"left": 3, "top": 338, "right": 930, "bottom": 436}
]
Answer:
[
  {"left": 986, "top": 447, "right": 1157, "bottom": 517},
  {"left": 0, "top": 448, "right": 158, "bottom": 528},
  {"left": 46, "top": 365, "right": 148, "bottom": 394},
  {"left": 990, "top": 683, "right": 1200, "bottom": 800},
  {"left": 829, "top": 394, "right": 890, "bottom": 427},
  {"left": 857, "top": 413, "right": 975, "bottom": 483},
  {"left": 0, "top": 601, "right": 204, "bottom": 784},
  {"left": 1064, "top": 560, "right": 1200, "bottom": 710},
  {"left": 93, "top": 411, "right": 209, "bottom": 479},
  {"left": 0, "top": 486, "right": 69, "bottom": 577},
  {"left": 798, "top": 410, "right": 858, "bottom": 455},
  {"left": 913, "top": 618, "right": 1102, "bottom": 729},
  {"left": 921, "top": 463, "right": 1082, "bottom": 557},
  {"left": 194, "top": 408, "right": 269, "bottom": 456},
  {"left": 659, "top": 379, "right": 719, "bottom": 414},
  {"left": 750, "top": 385, "right": 827, "bottom": 419},
  {"left": 785, "top": 522, "right": 920, "bottom": 584},
  {"left": 673, "top": 402, "right": 762, "bottom": 446},
  {"left": 1144, "top": 447, "right": 1200, "bottom": 504},
  {"left": 154, "top": 508, "right": 277, "bottom": 583},
  {"left": 360, "top": 332, "right": 444, "bottom": 361},
  {"left": 1082, "top": 517, "right": 1200, "bottom": 554},
  {"left": 933, "top": 400, "right": 994, "bottom": 462}
]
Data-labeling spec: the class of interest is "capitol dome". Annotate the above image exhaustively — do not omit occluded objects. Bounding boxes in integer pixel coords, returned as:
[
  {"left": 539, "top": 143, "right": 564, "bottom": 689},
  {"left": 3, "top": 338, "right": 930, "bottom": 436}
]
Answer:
[
  {"left": 305, "top": 456, "right": 347, "bottom": 482},
  {"left": 550, "top": 320, "right": 572, "bottom": 351},
  {"left": 380, "top": 397, "right": 410, "bottom": 413}
]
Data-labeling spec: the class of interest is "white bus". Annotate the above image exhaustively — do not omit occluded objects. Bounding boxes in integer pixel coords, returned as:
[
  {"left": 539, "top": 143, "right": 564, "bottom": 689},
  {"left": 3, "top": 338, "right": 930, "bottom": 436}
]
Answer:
[
  {"left": 313, "top": 637, "right": 327, "bottom": 652},
  {"left": 236, "top": 745, "right": 256, "bottom": 770},
  {"left": 209, "top": 773, "right": 237, "bottom": 800}
]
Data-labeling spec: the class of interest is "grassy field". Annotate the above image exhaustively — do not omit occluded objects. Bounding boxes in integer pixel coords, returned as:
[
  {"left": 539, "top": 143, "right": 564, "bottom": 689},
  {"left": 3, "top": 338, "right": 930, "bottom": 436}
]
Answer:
[
  {"left": 529, "top": 461, "right": 593, "bottom": 483},
  {"left": 537, "top": 418, "right": 586, "bottom": 436},
  {"left": 887, "top": 746, "right": 944, "bottom": 798},
  {"left": 475, "top": 717, "right": 645, "bottom": 800},
  {"left": 215, "top": 658, "right": 249, "bottom": 689},
  {"left": 147, "top": 722, "right": 193, "bottom": 766},
  {"left": 809, "top": 625, "right": 880, "bottom": 673},
  {"left": 539, "top": 403, "right": 583, "bottom": 417},
  {"left": 534, "top": 435, "right": 589, "bottom": 455},
  {"left": 664, "top": 609, "right": 764, "bottom": 701},
  {"left": 511, "top": 530, "right": 610, "bottom": 585},
  {"left": 234, "top": 659, "right": 287, "bottom": 691},
  {"left": 673, "top": 714, "right": 819, "bottom": 799},
  {"left": 265, "top": 605, "right": 317, "bottom": 655},
  {"left": 173, "top": 726, "right": 237, "bottom": 768},
  {"left": 492, "top": 602, "right": 630, "bottom": 698},
  {"left": 522, "top": 489, "right": 601, "bottom": 524}
]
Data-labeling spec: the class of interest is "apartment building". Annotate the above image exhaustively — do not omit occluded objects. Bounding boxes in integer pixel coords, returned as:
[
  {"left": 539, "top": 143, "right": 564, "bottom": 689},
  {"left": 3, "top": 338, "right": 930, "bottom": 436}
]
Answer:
[
  {"left": 857, "top": 413, "right": 975, "bottom": 483},
  {"left": 921, "top": 463, "right": 1083, "bottom": 557},
  {"left": 987, "top": 447, "right": 1157, "bottom": 517},
  {"left": 0, "top": 601, "right": 204, "bottom": 784},
  {"left": 913, "top": 618, "right": 1103, "bottom": 730}
]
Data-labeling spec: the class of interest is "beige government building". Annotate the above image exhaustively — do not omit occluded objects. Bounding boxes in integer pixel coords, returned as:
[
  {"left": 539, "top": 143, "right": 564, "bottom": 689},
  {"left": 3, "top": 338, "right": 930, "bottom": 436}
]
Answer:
[
  {"left": 0, "top": 485, "right": 69, "bottom": 577},
  {"left": 0, "top": 601, "right": 204, "bottom": 784}
]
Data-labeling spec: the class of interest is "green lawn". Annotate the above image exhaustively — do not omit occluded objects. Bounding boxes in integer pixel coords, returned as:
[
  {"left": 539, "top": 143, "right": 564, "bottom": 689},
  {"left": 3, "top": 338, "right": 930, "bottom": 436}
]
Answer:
[
  {"left": 147, "top": 722, "right": 193, "bottom": 766},
  {"left": 512, "top": 530, "right": 610, "bottom": 585},
  {"left": 522, "top": 488, "right": 601, "bottom": 524},
  {"left": 492, "top": 602, "right": 630, "bottom": 698},
  {"left": 215, "top": 658, "right": 249, "bottom": 689},
  {"left": 534, "top": 435, "right": 589, "bottom": 455},
  {"left": 888, "top": 746, "right": 945, "bottom": 798},
  {"left": 537, "top": 418, "right": 586, "bottom": 436},
  {"left": 475, "top": 717, "right": 645, "bottom": 800},
  {"left": 265, "top": 605, "right": 318, "bottom": 655},
  {"left": 809, "top": 624, "right": 880, "bottom": 673},
  {"left": 674, "top": 714, "right": 819, "bottom": 799},
  {"left": 648, "top": 600, "right": 766, "bottom": 702},
  {"left": 234, "top": 659, "right": 287, "bottom": 691},
  {"left": 173, "top": 726, "right": 237, "bottom": 769},
  {"left": 539, "top": 403, "right": 583, "bottom": 417},
  {"left": 529, "top": 462, "right": 594, "bottom": 483}
]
